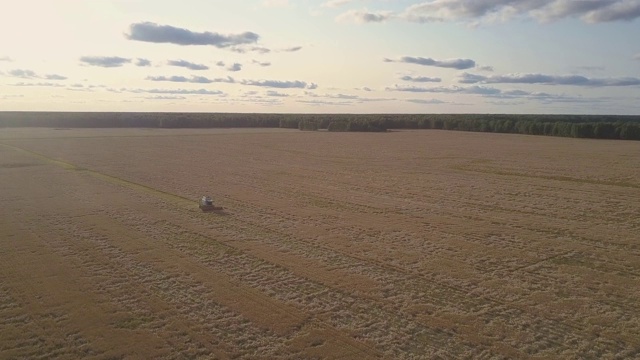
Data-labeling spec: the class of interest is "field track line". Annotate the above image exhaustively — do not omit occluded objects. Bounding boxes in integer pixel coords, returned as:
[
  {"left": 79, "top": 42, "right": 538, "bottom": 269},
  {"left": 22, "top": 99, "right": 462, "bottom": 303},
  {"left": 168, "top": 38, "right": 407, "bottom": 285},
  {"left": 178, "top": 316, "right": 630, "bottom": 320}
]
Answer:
[
  {"left": 454, "top": 163, "right": 640, "bottom": 189},
  {"left": 5, "top": 141, "right": 638, "bottom": 355},
  {"left": 212, "top": 197, "right": 640, "bottom": 350},
  {"left": 0, "top": 143, "right": 194, "bottom": 205},
  {"left": 0, "top": 142, "right": 384, "bottom": 359}
]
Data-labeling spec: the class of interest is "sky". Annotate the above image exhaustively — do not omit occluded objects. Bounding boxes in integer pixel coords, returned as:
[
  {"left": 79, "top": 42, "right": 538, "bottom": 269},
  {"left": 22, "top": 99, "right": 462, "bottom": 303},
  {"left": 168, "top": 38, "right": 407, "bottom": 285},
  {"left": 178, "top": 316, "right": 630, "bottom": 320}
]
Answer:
[{"left": 1, "top": 0, "right": 639, "bottom": 114}]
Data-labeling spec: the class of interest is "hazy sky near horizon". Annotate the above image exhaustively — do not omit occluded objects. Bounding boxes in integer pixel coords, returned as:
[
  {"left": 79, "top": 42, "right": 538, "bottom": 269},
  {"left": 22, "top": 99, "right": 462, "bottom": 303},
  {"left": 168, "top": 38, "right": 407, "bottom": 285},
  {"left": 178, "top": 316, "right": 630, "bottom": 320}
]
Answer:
[{"left": 1, "top": 0, "right": 639, "bottom": 114}]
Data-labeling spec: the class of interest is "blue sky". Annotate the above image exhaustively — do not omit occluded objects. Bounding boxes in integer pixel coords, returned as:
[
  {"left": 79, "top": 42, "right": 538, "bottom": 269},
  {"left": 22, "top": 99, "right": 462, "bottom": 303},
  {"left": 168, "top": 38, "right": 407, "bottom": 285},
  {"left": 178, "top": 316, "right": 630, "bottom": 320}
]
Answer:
[{"left": 1, "top": 0, "right": 639, "bottom": 114}]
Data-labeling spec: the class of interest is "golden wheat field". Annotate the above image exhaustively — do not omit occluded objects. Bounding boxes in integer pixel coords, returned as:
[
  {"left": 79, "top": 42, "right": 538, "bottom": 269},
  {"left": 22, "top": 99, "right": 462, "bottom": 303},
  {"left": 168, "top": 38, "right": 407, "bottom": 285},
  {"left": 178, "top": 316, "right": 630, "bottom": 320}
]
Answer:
[{"left": 1, "top": 127, "right": 639, "bottom": 359}]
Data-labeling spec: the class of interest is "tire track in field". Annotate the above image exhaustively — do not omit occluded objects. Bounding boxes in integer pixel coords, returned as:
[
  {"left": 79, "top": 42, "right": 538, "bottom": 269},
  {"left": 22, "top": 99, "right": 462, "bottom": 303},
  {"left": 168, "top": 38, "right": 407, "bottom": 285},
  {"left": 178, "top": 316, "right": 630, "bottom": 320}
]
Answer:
[
  {"left": 230, "top": 167, "right": 640, "bottom": 259},
  {"left": 210, "top": 195, "right": 639, "bottom": 357},
  {"left": 106, "top": 191, "right": 596, "bottom": 358},
  {"left": 60, "top": 177, "right": 460, "bottom": 359},
  {"left": 106, "top": 208, "right": 470, "bottom": 359},
  {"left": 5, "top": 141, "right": 638, "bottom": 358},
  {"left": 3, "top": 146, "right": 608, "bottom": 358},
  {"left": 2, "top": 145, "right": 468, "bottom": 358},
  {"left": 453, "top": 161, "right": 640, "bottom": 189},
  {"left": 2, "top": 142, "right": 384, "bottom": 359},
  {"left": 36, "top": 215, "right": 298, "bottom": 359}
]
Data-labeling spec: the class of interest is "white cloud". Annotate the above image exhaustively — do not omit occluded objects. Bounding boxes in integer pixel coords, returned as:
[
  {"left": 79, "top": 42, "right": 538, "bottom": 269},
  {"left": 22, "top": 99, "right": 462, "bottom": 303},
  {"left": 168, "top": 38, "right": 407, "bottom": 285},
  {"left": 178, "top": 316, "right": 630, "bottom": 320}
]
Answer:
[
  {"left": 129, "top": 88, "right": 225, "bottom": 95},
  {"left": 146, "top": 75, "right": 235, "bottom": 84},
  {"left": 241, "top": 79, "right": 315, "bottom": 89},
  {"left": 126, "top": 22, "right": 259, "bottom": 47},
  {"left": 280, "top": 46, "right": 302, "bottom": 52},
  {"left": 458, "top": 72, "right": 640, "bottom": 86},
  {"left": 337, "top": 9, "right": 394, "bottom": 23},
  {"left": 227, "top": 63, "right": 243, "bottom": 72},
  {"left": 387, "top": 84, "right": 501, "bottom": 95},
  {"left": 252, "top": 60, "right": 271, "bottom": 67},
  {"left": 167, "top": 59, "right": 209, "bottom": 70},
  {"left": 80, "top": 56, "right": 131, "bottom": 68},
  {"left": 402, "top": 0, "right": 640, "bottom": 24},
  {"left": 400, "top": 75, "right": 442, "bottom": 83},
  {"left": 5, "top": 69, "right": 67, "bottom": 80},
  {"left": 407, "top": 98, "right": 446, "bottom": 104},
  {"left": 11, "top": 82, "right": 65, "bottom": 87},
  {"left": 266, "top": 90, "right": 289, "bottom": 97},
  {"left": 145, "top": 95, "right": 186, "bottom": 100},
  {"left": 135, "top": 58, "right": 151, "bottom": 67},
  {"left": 385, "top": 56, "right": 476, "bottom": 70}
]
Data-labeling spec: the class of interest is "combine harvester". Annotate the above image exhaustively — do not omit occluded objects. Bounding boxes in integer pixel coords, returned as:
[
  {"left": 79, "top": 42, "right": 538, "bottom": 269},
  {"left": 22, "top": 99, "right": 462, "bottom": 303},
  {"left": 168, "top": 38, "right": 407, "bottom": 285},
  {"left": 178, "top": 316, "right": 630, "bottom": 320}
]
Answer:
[{"left": 199, "top": 195, "right": 223, "bottom": 212}]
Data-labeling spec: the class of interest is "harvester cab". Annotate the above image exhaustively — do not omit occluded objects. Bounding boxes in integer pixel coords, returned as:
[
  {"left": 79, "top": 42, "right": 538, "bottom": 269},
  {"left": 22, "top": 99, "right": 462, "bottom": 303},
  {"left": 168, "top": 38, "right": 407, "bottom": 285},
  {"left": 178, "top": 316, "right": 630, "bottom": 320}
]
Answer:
[{"left": 199, "top": 195, "right": 223, "bottom": 212}]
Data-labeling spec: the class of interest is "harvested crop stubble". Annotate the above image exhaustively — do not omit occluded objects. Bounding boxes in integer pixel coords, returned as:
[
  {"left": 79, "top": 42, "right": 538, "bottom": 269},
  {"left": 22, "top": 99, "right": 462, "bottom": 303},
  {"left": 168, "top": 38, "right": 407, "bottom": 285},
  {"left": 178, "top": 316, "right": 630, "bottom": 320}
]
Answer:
[{"left": 1, "top": 127, "right": 639, "bottom": 359}]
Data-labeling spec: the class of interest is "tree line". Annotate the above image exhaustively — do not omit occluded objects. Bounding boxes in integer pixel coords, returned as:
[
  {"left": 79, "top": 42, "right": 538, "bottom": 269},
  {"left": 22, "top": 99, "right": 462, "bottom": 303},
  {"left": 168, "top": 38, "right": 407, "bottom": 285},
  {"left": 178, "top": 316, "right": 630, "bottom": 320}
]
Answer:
[{"left": 1, "top": 112, "right": 639, "bottom": 140}]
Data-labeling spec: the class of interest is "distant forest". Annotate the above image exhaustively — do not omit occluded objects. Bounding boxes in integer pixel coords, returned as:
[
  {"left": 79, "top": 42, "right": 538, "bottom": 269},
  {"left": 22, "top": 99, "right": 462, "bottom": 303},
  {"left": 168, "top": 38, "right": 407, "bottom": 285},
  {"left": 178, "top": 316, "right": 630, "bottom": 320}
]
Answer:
[{"left": 1, "top": 112, "right": 639, "bottom": 140}]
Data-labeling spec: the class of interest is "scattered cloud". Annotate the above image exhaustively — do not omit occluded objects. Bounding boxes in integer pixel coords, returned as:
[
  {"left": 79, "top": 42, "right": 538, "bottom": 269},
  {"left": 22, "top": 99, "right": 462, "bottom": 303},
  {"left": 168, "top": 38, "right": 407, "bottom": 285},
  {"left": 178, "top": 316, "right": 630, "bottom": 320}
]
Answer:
[
  {"left": 252, "top": 60, "right": 271, "bottom": 67},
  {"left": 215, "top": 61, "right": 225, "bottom": 67},
  {"left": 0, "top": 56, "right": 12, "bottom": 62},
  {"left": 45, "top": 74, "right": 67, "bottom": 80},
  {"left": 146, "top": 75, "right": 235, "bottom": 84},
  {"left": 234, "top": 96, "right": 284, "bottom": 106},
  {"left": 126, "top": 88, "right": 225, "bottom": 96},
  {"left": 488, "top": 90, "right": 605, "bottom": 104},
  {"left": 579, "top": 1, "right": 640, "bottom": 23},
  {"left": 126, "top": 22, "right": 259, "bottom": 47},
  {"left": 135, "top": 58, "right": 151, "bottom": 67},
  {"left": 66, "top": 83, "right": 105, "bottom": 92},
  {"left": 387, "top": 84, "right": 501, "bottom": 95},
  {"left": 230, "top": 45, "right": 271, "bottom": 54},
  {"left": 11, "top": 82, "right": 65, "bottom": 87},
  {"left": 358, "top": 87, "right": 373, "bottom": 91},
  {"left": 357, "top": 97, "right": 396, "bottom": 102},
  {"left": 400, "top": 75, "right": 442, "bottom": 83},
  {"left": 337, "top": 9, "right": 394, "bottom": 23},
  {"left": 5, "top": 69, "right": 67, "bottom": 80},
  {"left": 227, "top": 63, "right": 242, "bottom": 72},
  {"left": 145, "top": 95, "right": 186, "bottom": 100},
  {"left": 304, "top": 91, "right": 394, "bottom": 103},
  {"left": 80, "top": 56, "right": 131, "bottom": 68},
  {"left": 240, "top": 79, "right": 315, "bottom": 89},
  {"left": 297, "top": 99, "right": 353, "bottom": 106},
  {"left": 385, "top": 56, "right": 476, "bottom": 70},
  {"left": 457, "top": 73, "right": 487, "bottom": 84},
  {"left": 325, "top": 93, "right": 359, "bottom": 100},
  {"left": 402, "top": 0, "right": 640, "bottom": 24},
  {"left": 389, "top": 83, "right": 606, "bottom": 104},
  {"left": 145, "top": 76, "right": 319, "bottom": 90},
  {"left": 458, "top": 72, "right": 640, "bottom": 86},
  {"left": 476, "top": 65, "right": 494, "bottom": 72},
  {"left": 634, "top": 53, "right": 640, "bottom": 61},
  {"left": 147, "top": 89, "right": 224, "bottom": 95},
  {"left": 7, "top": 69, "right": 37, "bottom": 78},
  {"left": 280, "top": 46, "right": 302, "bottom": 52},
  {"left": 322, "top": 0, "right": 353, "bottom": 8},
  {"left": 266, "top": 90, "right": 289, "bottom": 97},
  {"left": 407, "top": 98, "right": 446, "bottom": 104},
  {"left": 167, "top": 59, "right": 209, "bottom": 70},
  {"left": 487, "top": 100, "right": 527, "bottom": 106}
]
